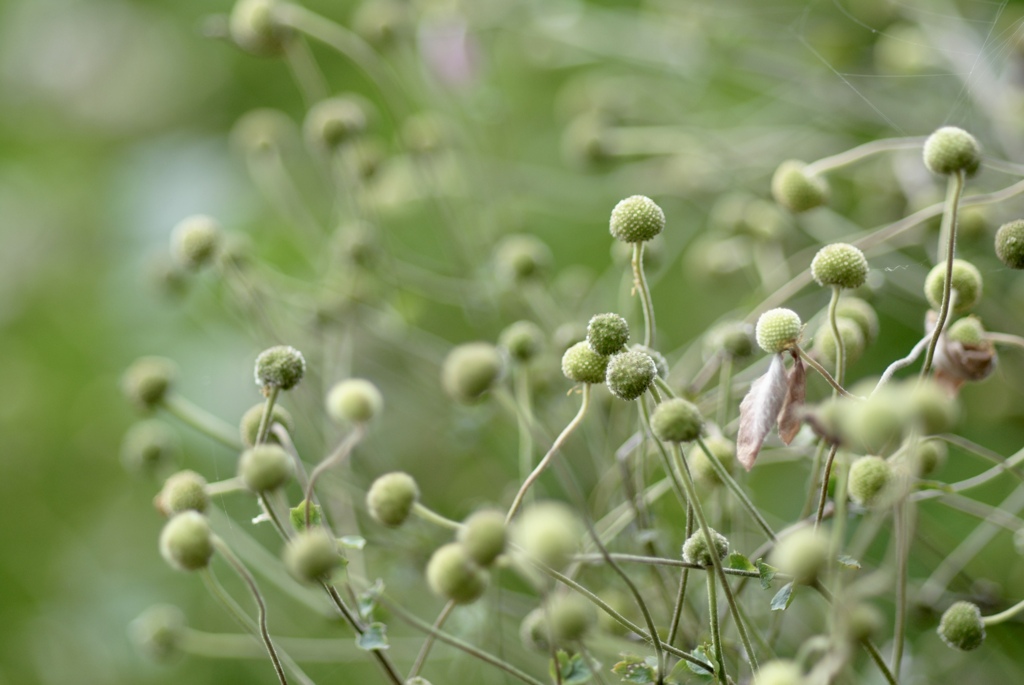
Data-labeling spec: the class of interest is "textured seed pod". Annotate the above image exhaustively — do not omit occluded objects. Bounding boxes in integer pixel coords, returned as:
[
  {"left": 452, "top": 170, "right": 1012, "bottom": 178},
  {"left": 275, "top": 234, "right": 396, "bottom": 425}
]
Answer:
[
  {"left": 441, "top": 342, "right": 504, "bottom": 403},
  {"left": 923, "top": 126, "right": 981, "bottom": 177},
  {"left": 631, "top": 344, "right": 669, "bottom": 379},
  {"left": 938, "top": 601, "right": 986, "bottom": 651},
  {"left": 237, "top": 444, "right": 294, "bottom": 492},
  {"left": 499, "top": 321, "right": 545, "bottom": 363},
  {"left": 924, "top": 259, "right": 982, "bottom": 314},
  {"left": 587, "top": 313, "right": 630, "bottom": 355},
  {"left": 326, "top": 378, "right": 383, "bottom": 424},
  {"left": 848, "top": 456, "right": 893, "bottom": 508},
  {"left": 561, "top": 342, "right": 609, "bottom": 385},
  {"left": 755, "top": 308, "right": 802, "bottom": 354},
  {"left": 129, "top": 605, "right": 187, "bottom": 663},
  {"left": 752, "top": 660, "right": 806, "bottom": 685},
  {"left": 157, "top": 470, "right": 209, "bottom": 516},
  {"left": 690, "top": 436, "right": 736, "bottom": 486},
  {"left": 513, "top": 501, "right": 582, "bottom": 571},
  {"left": 494, "top": 234, "right": 553, "bottom": 284},
  {"left": 771, "top": 160, "right": 828, "bottom": 213},
  {"left": 458, "top": 509, "right": 507, "bottom": 567},
  {"left": 159, "top": 511, "right": 214, "bottom": 572},
  {"left": 122, "top": 357, "right": 176, "bottom": 411},
  {"left": 811, "top": 243, "right": 868, "bottom": 289},
  {"left": 770, "top": 528, "right": 829, "bottom": 585},
  {"left": 546, "top": 594, "right": 594, "bottom": 643},
  {"left": 835, "top": 297, "right": 879, "bottom": 345},
  {"left": 812, "top": 317, "right": 865, "bottom": 366},
  {"left": 171, "top": 215, "right": 222, "bottom": 270},
  {"left": 284, "top": 529, "right": 343, "bottom": 584},
  {"left": 426, "top": 542, "right": 488, "bottom": 604},
  {"left": 995, "top": 219, "right": 1024, "bottom": 269},
  {"left": 254, "top": 345, "right": 306, "bottom": 391},
  {"left": 609, "top": 195, "right": 665, "bottom": 243},
  {"left": 229, "top": 0, "right": 291, "bottom": 56},
  {"left": 651, "top": 398, "right": 703, "bottom": 443},
  {"left": 946, "top": 316, "right": 985, "bottom": 346},
  {"left": 605, "top": 350, "right": 657, "bottom": 401},
  {"left": 682, "top": 527, "right": 729, "bottom": 567},
  {"left": 239, "top": 403, "right": 294, "bottom": 447},
  {"left": 366, "top": 472, "right": 419, "bottom": 527},
  {"left": 121, "top": 421, "right": 180, "bottom": 478},
  {"left": 304, "top": 96, "right": 370, "bottom": 151}
]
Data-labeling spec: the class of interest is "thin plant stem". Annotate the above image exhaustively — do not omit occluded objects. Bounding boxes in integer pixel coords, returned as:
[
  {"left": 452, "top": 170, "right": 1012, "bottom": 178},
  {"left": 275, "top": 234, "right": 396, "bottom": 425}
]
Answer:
[
  {"left": 797, "top": 347, "right": 857, "bottom": 399},
  {"left": 162, "top": 393, "right": 244, "bottom": 451},
  {"left": 259, "top": 492, "right": 292, "bottom": 539},
  {"left": 412, "top": 502, "right": 463, "bottom": 531},
  {"left": 891, "top": 501, "right": 910, "bottom": 680},
  {"left": 706, "top": 569, "right": 727, "bottom": 683},
  {"left": 696, "top": 437, "right": 776, "bottom": 541},
  {"left": 206, "top": 477, "right": 245, "bottom": 496},
  {"left": 255, "top": 386, "right": 281, "bottom": 446},
  {"left": 717, "top": 355, "right": 733, "bottom": 429},
  {"left": 827, "top": 286, "right": 845, "bottom": 387},
  {"left": 873, "top": 335, "right": 930, "bottom": 393},
  {"left": 986, "top": 331, "right": 1024, "bottom": 348},
  {"left": 409, "top": 599, "right": 456, "bottom": 680},
  {"left": 283, "top": 36, "right": 329, "bottom": 106},
  {"left": 982, "top": 597, "right": 1024, "bottom": 625},
  {"left": 714, "top": 559, "right": 760, "bottom": 673},
  {"left": 921, "top": 170, "right": 965, "bottom": 378},
  {"left": 804, "top": 137, "right": 926, "bottom": 175},
  {"left": 320, "top": 582, "right": 404, "bottom": 685},
  {"left": 633, "top": 243, "right": 656, "bottom": 347},
  {"left": 814, "top": 444, "right": 840, "bottom": 529},
  {"left": 667, "top": 567, "right": 689, "bottom": 648},
  {"left": 800, "top": 441, "right": 829, "bottom": 519},
  {"left": 305, "top": 424, "right": 366, "bottom": 527}
]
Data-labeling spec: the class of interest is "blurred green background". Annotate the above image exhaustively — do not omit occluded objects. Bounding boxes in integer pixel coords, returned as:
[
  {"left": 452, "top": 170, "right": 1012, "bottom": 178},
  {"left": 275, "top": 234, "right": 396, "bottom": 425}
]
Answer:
[{"left": 5, "top": 0, "right": 1024, "bottom": 683}]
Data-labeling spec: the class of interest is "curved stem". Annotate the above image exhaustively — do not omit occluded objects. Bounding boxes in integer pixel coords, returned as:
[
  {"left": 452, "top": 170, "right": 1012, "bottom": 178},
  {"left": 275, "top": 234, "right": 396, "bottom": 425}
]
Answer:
[
  {"left": 412, "top": 502, "right": 463, "bottom": 531},
  {"left": 814, "top": 444, "right": 840, "bottom": 528},
  {"left": 827, "top": 286, "right": 846, "bottom": 387},
  {"left": 320, "top": 582, "right": 404, "bottom": 685},
  {"left": 921, "top": 170, "right": 966, "bottom": 378},
  {"left": 797, "top": 347, "right": 857, "bottom": 398},
  {"left": 706, "top": 569, "right": 726, "bottom": 683},
  {"left": 409, "top": 599, "right": 456, "bottom": 680},
  {"left": 162, "top": 393, "right": 244, "bottom": 451},
  {"left": 633, "top": 243, "right": 656, "bottom": 347},
  {"left": 255, "top": 386, "right": 281, "bottom": 447},
  {"left": 716, "top": 355, "right": 733, "bottom": 430},
  {"left": 983, "top": 597, "right": 1024, "bottom": 625},
  {"left": 804, "top": 137, "right": 926, "bottom": 175},
  {"left": 696, "top": 437, "right": 776, "bottom": 541},
  {"left": 305, "top": 424, "right": 366, "bottom": 527},
  {"left": 873, "top": 336, "right": 930, "bottom": 394}
]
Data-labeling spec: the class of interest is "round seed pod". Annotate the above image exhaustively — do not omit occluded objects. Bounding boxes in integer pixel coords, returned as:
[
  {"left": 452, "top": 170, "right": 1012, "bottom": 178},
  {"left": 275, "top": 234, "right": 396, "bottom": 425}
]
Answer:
[
  {"left": 499, "top": 321, "right": 545, "bottom": 363},
  {"left": 605, "top": 350, "right": 657, "bottom": 401},
  {"left": 159, "top": 511, "right": 214, "bottom": 572},
  {"left": 304, "top": 96, "right": 370, "bottom": 151},
  {"left": 755, "top": 308, "right": 802, "bottom": 354},
  {"left": 239, "top": 403, "right": 294, "bottom": 447},
  {"left": 995, "top": 219, "right": 1024, "bottom": 269},
  {"left": 121, "top": 421, "right": 180, "bottom": 478},
  {"left": 587, "top": 313, "right": 630, "bottom": 356},
  {"left": 923, "top": 126, "right": 981, "bottom": 177},
  {"left": 913, "top": 438, "right": 948, "bottom": 477},
  {"left": 122, "top": 357, "right": 176, "bottom": 411},
  {"left": 494, "top": 234, "right": 553, "bottom": 284},
  {"left": 546, "top": 594, "right": 594, "bottom": 643},
  {"left": 366, "top": 472, "right": 418, "bottom": 527},
  {"left": 812, "top": 317, "right": 865, "bottom": 366},
  {"left": 834, "top": 297, "right": 879, "bottom": 345},
  {"left": 229, "top": 0, "right": 291, "bottom": 56},
  {"left": 690, "top": 436, "right": 736, "bottom": 486},
  {"left": 848, "top": 456, "right": 893, "bottom": 508},
  {"left": 561, "top": 342, "right": 609, "bottom": 385},
  {"left": 129, "top": 605, "right": 187, "bottom": 663},
  {"left": 519, "top": 608, "right": 549, "bottom": 652},
  {"left": 609, "top": 195, "right": 665, "bottom": 243},
  {"left": 682, "top": 527, "right": 729, "bottom": 567},
  {"left": 924, "top": 259, "right": 983, "bottom": 314},
  {"left": 946, "top": 316, "right": 985, "bottom": 346},
  {"left": 770, "top": 528, "right": 829, "bottom": 585},
  {"left": 771, "top": 160, "right": 828, "bottom": 213},
  {"left": 938, "top": 601, "right": 986, "bottom": 651},
  {"left": 157, "top": 470, "right": 209, "bottom": 516},
  {"left": 811, "top": 243, "right": 868, "bottom": 289},
  {"left": 426, "top": 542, "right": 488, "bottom": 604},
  {"left": 171, "top": 215, "right": 222, "bottom": 270},
  {"left": 238, "top": 444, "right": 294, "bottom": 492},
  {"left": 284, "top": 529, "right": 343, "bottom": 584},
  {"left": 632, "top": 344, "right": 669, "bottom": 379},
  {"left": 254, "top": 345, "right": 306, "bottom": 392},
  {"left": 441, "top": 342, "right": 504, "bottom": 404},
  {"left": 513, "top": 501, "right": 582, "bottom": 571},
  {"left": 458, "top": 509, "right": 507, "bottom": 567},
  {"left": 752, "top": 660, "right": 806, "bottom": 685},
  {"left": 709, "top": 321, "right": 755, "bottom": 359},
  {"left": 326, "top": 378, "right": 383, "bottom": 424},
  {"left": 651, "top": 398, "right": 703, "bottom": 443}
]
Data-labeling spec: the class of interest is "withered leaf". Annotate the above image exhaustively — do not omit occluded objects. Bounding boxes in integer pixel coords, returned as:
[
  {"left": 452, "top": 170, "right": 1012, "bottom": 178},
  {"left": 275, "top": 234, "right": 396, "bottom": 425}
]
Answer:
[
  {"left": 777, "top": 354, "right": 806, "bottom": 445},
  {"left": 737, "top": 353, "right": 788, "bottom": 471}
]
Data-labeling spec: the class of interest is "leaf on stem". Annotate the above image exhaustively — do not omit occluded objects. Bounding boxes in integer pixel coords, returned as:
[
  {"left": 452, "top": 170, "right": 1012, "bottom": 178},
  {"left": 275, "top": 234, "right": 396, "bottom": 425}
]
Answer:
[
  {"left": 611, "top": 654, "right": 658, "bottom": 683},
  {"left": 679, "top": 644, "right": 715, "bottom": 678},
  {"left": 355, "top": 621, "right": 389, "bottom": 651},
  {"left": 770, "top": 581, "right": 796, "bottom": 611},
  {"left": 550, "top": 650, "right": 593, "bottom": 684},
  {"left": 737, "top": 353, "right": 788, "bottom": 470},
  {"left": 358, "top": 579, "right": 384, "bottom": 620},
  {"left": 728, "top": 552, "right": 757, "bottom": 573},
  {"left": 756, "top": 560, "right": 778, "bottom": 590},
  {"left": 777, "top": 353, "right": 806, "bottom": 444}
]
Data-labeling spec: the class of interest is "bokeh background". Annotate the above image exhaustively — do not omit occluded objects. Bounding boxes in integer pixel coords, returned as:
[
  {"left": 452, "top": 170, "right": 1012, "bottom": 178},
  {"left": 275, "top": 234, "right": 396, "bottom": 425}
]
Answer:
[{"left": 5, "top": 0, "right": 1024, "bottom": 683}]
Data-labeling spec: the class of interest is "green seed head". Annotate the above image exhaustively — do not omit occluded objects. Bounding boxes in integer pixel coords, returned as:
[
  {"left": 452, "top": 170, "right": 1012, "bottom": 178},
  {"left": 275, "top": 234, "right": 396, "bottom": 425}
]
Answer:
[
  {"left": 755, "top": 308, "right": 802, "bottom": 354},
  {"left": 561, "top": 341, "right": 609, "bottom": 385},
  {"left": 848, "top": 456, "right": 893, "bottom": 508},
  {"left": 426, "top": 542, "right": 488, "bottom": 604},
  {"left": 129, "top": 605, "right": 187, "bottom": 663},
  {"left": 326, "top": 378, "right": 383, "bottom": 424},
  {"left": 304, "top": 96, "right": 370, "bottom": 151},
  {"left": 947, "top": 316, "right": 985, "bottom": 346},
  {"left": 632, "top": 345, "right": 669, "bottom": 380},
  {"left": 441, "top": 342, "right": 504, "bottom": 404},
  {"left": 690, "top": 436, "right": 736, "bottom": 486},
  {"left": 513, "top": 501, "right": 582, "bottom": 571},
  {"left": 995, "top": 219, "right": 1024, "bottom": 269},
  {"left": 682, "top": 527, "right": 729, "bottom": 567},
  {"left": 122, "top": 357, "right": 175, "bottom": 411},
  {"left": 938, "top": 601, "right": 986, "bottom": 651},
  {"left": 458, "top": 509, "right": 507, "bottom": 567},
  {"left": 366, "top": 472, "right": 419, "bottom": 527},
  {"left": 239, "top": 403, "right": 294, "bottom": 448},
  {"left": 159, "top": 511, "right": 213, "bottom": 572},
  {"left": 237, "top": 444, "right": 294, "bottom": 492},
  {"left": 709, "top": 321, "right": 755, "bottom": 359},
  {"left": 651, "top": 398, "right": 704, "bottom": 443},
  {"left": 499, "top": 320, "right": 545, "bottom": 363},
  {"left": 605, "top": 350, "right": 657, "bottom": 401},
  {"left": 229, "top": 0, "right": 291, "bottom": 56},
  {"left": 812, "top": 317, "right": 866, "bottom": 366},
  {"left": 494, "top": 234, "right": 554, "bottom": 284},
  {"left": 923, "top": 126, "right": 981, "bottom": 177},
  {"left": 157, "top": 470, "right": 209, "bottom": 516},
  {"left": 811, "top": 243, "right": 868, "bottom": 289},
  {"left": 913, "top": 438, "right": 948, "bottom": 477},
  {"left": 284, "top": 529, "right": 343, "bottom": 584},
  {"left": 752, "top": 660, "right": 806, "bottom": 685},
  {"left": 609, "top": 195, "right": 666, "bottom": 243},
  {"left": 121, "top": 421, "right": 180, "bottom": 478},
  {"left": 587, "top": 312, "right": 630, "bottom": 356},
  {"left": 170, "top": 215, "right": 222, "bottom": 270},
  {"left": 771, "top": 160, "right": 829, "bottom": 213},
  {"left": 770, "top": 528, "right": 829, "bottom": 585},
  {"left": 546, "top": 594, "right": 594, "bottom": 644},
  {"left": 835, "top": 297, "right": 879, "bottom": 345},
  {"left": 254, "top": 345, "right": 306, "bottom": 392},
  {"left": 924, "top": 259, "right": 983, "bottom": 314}
]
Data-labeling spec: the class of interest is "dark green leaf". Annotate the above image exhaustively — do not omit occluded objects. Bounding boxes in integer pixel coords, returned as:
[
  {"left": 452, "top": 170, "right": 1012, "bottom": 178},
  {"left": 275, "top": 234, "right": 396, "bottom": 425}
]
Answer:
[
  {"left": 756, "top": 560, "right": 778, "bottom": 590},
  {"left": 549, "top": 650, "right": 593, "bottom": 684},
  {"left": 728, "top": 552, "right": 757, "bottom": 573},
  {"left": 680, "top": 644, "right": 715, "bottom": 678}
]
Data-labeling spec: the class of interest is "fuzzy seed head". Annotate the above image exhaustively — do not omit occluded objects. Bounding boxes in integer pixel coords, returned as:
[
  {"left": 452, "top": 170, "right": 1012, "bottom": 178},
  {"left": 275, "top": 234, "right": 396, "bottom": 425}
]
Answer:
[
  {"left": 605, "top": 350, "right": 657, "bottom": 401},
  {"left": 304, "top": 96, "right": 370, "bottom": 150},
  {"left": 561, "top": 342, "right": 610, "bottom": 385},
  {"left": 229, "top": 0, "right": 291, "bottom": 56},
  {"left": 239, "top": 403, "right": 294, "bottom": 448},
  {"left": 995, "top": 219, "right": 1024, "bottom": 269},
  {"left": 632, "top": 344, "right": 669, "bottom": 379},
  {"left": 441, "top": 342, "right": 504, "bottom": 404},
  {"left": 848, "top": 456, "right": 893, "bottom": 508},
  {"left": 770, "top": 528, "right": 829, "bottom": 585},
  {"left": 923, "top": 126, "right": 981, "bottom": 177},
  {"left": 925, "top": 259, "right": 983, "bottom": 315},
  {"left": 813, "top": 317, "right": 865, "bottom": 366},
  {"left": 254, "top": 345, "right": 306, "bottom": 391},
  {"left": 513, "top": 501, "right": 582, "bottom": 571},
  {"left": 171, "top": 215, "right": 222, "bottom": 270},
  {"left": 159, "top": 511, "right": 213, "bottom": 572},
  {"left": 494, "top": 234, "right": 553, "bottom": 283},
  {"left": 366, "top": 472, "right": 419, "bottom": 527},
  {"left": 710, "top": 321, "right": 755, "bottom": 359},
  {"left": 458, "top": 509, "right": 507, "bottom": 567},
  {"left": 755, "top": 308, "right": 802, "bottom": 354},
  {"left": 914, "top": 438, "right": 948, "bottom": 477},
  {"left": 938, "top": 601, "right": 985, "bottom": 651},
  {"left": 682, "top": 527, "right": 729, "bottom": 567},
  {"left": 947, "top": 316, "right": 985, "bottom": 346},
  {"left": 771, "top": 160, "right": 828, "bottom": 213},
  {"left": 835, "top": 297, "right": 879, "bottom": 345},
  {"left": 609, "top": 195, "right": 665, "bottom": 243},
  {"left": 129, "top": 605, "right": 186, "bottom": 663},
  {"left": 121, "top": 421, "right": 180, "bottom": 478},
  {"left": 587, "top": 313, "right": 630, "bottom": 355},
  {"left": 499, "top": 321, "right": 545, "bottom": 362},
  {"left": 546, "top": 594, "right": 594, "bottom": 644},
  {"left": 122, "top": 357, "right": 175, "bottom": 411},
  {"left": 752, "top": 660, "right": 806, "bottom": 685},
  {"left": 237, "top": 444, "right": 294, "bottom": 492},
  {"left": 811, "top": 243, "right": 868, "bottom": 289},
  {"left": 284, "top": 529, "right": 343, "bottom": 584},
  {"left": 326, "top": 378, "right": 383, "bottom": 424},
  {"left": 158, "top": 470, "right": 209, "bottom": 516},
  {"left": 651, "top": 398, "right": 704, "bottom": 443},
  {"left": 426, "top": 542, "right": 488, "bottom": 604}
]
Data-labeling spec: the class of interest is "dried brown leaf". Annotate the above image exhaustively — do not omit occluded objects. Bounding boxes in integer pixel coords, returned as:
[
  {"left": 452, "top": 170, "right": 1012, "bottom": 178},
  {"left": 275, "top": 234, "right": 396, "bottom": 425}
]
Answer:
[
  {"left": 777, "top": 355, "right": 806, "bottom": 445},
  {"left": 737, "top": 354, "right": 788, "bottom": 471}
]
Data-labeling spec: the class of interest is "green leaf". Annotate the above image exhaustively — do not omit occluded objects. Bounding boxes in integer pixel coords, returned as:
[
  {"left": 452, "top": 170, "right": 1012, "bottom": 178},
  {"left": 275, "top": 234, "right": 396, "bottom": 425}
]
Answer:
[
  {"left": 611, "top": 654, "right": 657, "bottom": 683},
  {"left": 836, "top": 554, "right": 861, "bottom": 569},
  {"left": 549, "top": 650, "right": 593, "bottom": 684},
  {"left": 770, "top": 581, "right": 795, "bottom": 611},
  {"left": 728, "top": 552, "right": 757, "bottom": 573},
  {"left": 358, "top": 579, "right": 385, "bottom": 620},
  {"left": 339, "top": 535, "right": 367, "bottom": 550},
  {"left": 756, "top": 559, "right": 779, "bottom": 590},
  {"left": 288, "top": 500, "right": 322, "bottom": 530},
  {"left": 680, "top": 644, "right": 715, "bottom": 678},
  {"left": 355, "top": 622, "right": 389, "bottom": 651}
]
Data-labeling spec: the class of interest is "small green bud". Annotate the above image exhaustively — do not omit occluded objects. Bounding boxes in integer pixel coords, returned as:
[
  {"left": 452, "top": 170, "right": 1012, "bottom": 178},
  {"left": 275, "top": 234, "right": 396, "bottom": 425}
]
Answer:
[
  {"left": 546, "top": 594, "right": 594, "bottom": 643},
  {"left": 231, "top": 108, "right": 291, "bottom": 155},
  {"left": 632, "top": 344, "right": 669, "bottom": 379},
  {"left": 122, "top": 357, "right": 175, "bottom": 411},
  {"left": 441, "top": 342, "right": 504, "bottom": 403},
  {"left": 290, "top": 500, "right": 323, "bottom": 530},
  {"left": 924, "top": 259, "right": 983, "bottom": 314},
  {"left": 755, "top": 308, "right": 802, "bottom": 354},
  {"left": 129, "top": 605, "right": 186, "bottom": 663},
  {"left": 351, "top": 0, "right": 411, "bottom": 48},
  {"left": 229, "top": 0, "right": 291, "bottom": 56},
  {"left": 426, "top": 542, "right": 489, "bottom": 604},
  {"left": 587, "top": 313, "right": 630, "bottom": 356},
  {"left": 121, "top": 421, "right": 179, "bottom": 478},
  {"left": 326, "top": 378, "right": 383, "bottom": 423},
  {"left": 366, "top": 472, "right": 419, "bottom": 527},
  {"left": 947, "top": 316, "right": 985, "bottom": 346},
  {"left": 914, "top": 438, "right": 948, "bottom": 477},
  {"left": 995, "top": 219, "right": 1024, "bottom": 269},
  {"left": 499, "top": 321, "right": 545, "bottom": 362},
  {"left": 513, "top": 501, "right": 582, "bottom": 570},
  {"left": 457, "top": 509, "right": 507, "bottom": 567},
  {"left": 752, "top": 660, "right": 806, "bottom": 685},
  {"left": 170, "top": 215, "right": 222, "bottom": 270},
  {"left": 650, "top": 398, "right": 703, "bottom": 443},
  {"left": 834, "top": 297, "right": 879, "bottom": 345},
  {"left": 771, "top": 160, "right": 828, "bottom": 213},
  {"left": 157, "top": 470, "right": 210, "bottom": 516},
  {"left": 605, "top": 350, "right": 657, "bottom": 401},
  {"left": 494, "top": 234, "right": 553, "bottom": 284},
  {"left": 690, "top": 436, "right": 736, "bottom": 486},
  {"left": 284, "top": 529, "right": 343, "bottom": 584},
  {"left": 938, "top": 601, "right": 986, "bottom": 651},
  {"left": 254, "top": 345, "right": 306, "bottom": 392},
  {"left": 811, "top": 243, "right": 868, "bottom": 289},
  {"left": 519, "top": 608, "right": 549, "bottom": 652},
  {"left": 159, "top": 511, "right": 214, "bottom": 572},
  {"left": 848, "top": 456, "right": 893, "bottom": 508},
  {"left": 561, "top": 342, "right": 609, "bottom": 385},
  {"left": 237, "top": 444, "right": 294, "bottom": 492},
  {"left": 923, "top": 126, "right": 981, "bottom": 177},
  {"left": 682, "top": 527, "right": 728, "bottom": 567},
  {"left": 812, "top": 317, "right": 865, "bottom": 366},
  {"left": 770, "top": 528, "right": 829, "bottom": 585},
  {"left": 304, "top": 96, "right": 370, "bottom": 151},
  {"left": 609, "top": 195, "right": 666, "bottom": 243},
  {"left": 709, "top": 321, "right": 755, "bottom": 359},
  {"left": 239, "top": 403, "right": 294, "bottom": 448}
]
